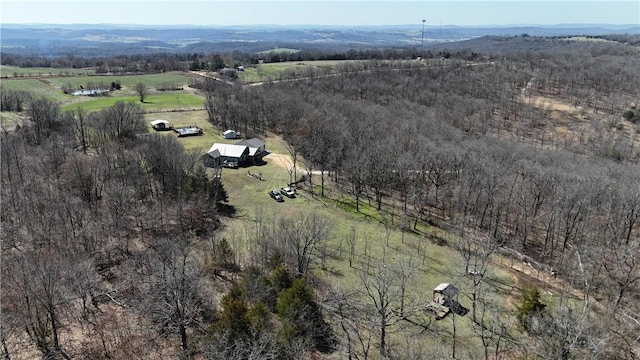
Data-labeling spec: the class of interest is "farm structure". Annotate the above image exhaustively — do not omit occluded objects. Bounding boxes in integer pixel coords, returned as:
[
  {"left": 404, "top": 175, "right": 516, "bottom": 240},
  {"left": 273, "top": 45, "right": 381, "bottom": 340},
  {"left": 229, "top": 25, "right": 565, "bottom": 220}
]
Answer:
[
  {"left": 425, "top": 283, "right": 468, "bottom": 320},
  {"left": 72, "top": 89, "right": 109, "bottom": 96},
  {"left": 150, "top": 119, "right": 173, "bottom": 131},
  {"left": 204, "top": 143, "right": 249, "bottom": 168},
  {"left": 174, "top": 126, "right": 203, "bottom": 137},
  {"left": 236, "top": 137, "right": 266, "bottom": 162},
  {"left": 223, "top": 129, "right": 241, "bottom": 139}
]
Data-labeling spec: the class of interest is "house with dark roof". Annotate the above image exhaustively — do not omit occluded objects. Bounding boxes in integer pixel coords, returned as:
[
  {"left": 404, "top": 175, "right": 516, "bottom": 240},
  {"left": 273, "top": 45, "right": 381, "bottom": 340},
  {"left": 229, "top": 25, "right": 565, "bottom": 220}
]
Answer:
[
  {"left": 236, "top": 138, "right": 266, "bottom": 161},
  {"left": 203, "top": 143, "right": 249, "bottom": 168}
]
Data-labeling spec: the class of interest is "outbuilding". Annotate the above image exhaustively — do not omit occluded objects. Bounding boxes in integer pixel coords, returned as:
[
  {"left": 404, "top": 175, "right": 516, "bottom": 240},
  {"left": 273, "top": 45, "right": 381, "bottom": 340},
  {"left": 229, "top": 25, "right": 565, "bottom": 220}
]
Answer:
[
  {"left": 223, "top": 129, "right": 240, "bottom": 139},
  {"left": 150, "top": 119, "right": 173, "bottom": 131}
]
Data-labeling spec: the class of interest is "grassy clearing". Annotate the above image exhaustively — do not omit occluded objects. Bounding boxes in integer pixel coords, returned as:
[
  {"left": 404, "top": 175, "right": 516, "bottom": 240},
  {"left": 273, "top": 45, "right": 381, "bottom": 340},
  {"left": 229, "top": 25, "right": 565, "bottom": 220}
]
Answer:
[
  {"left": 257, "top": 47, "right": 300, "bottom": 54},
  {"left": 143, "top": 110, "right": 220, "bottom": 152},
  {"left": 62, "top": 92, "right": 204, "bottom": 113},
  {"left": 0, "top": 65, "right": 96, "bottom": 77},
  {"left": 46, "top": 72, "right": 191, "bottom": 90},
  {"left": 238, "top": 60, "right": 351, "bottom": 83},
  {"left": 180, "top": 127, "right": 519, "bottom": 355},
  {"left": 560, "top": 36, "right": 612, "bottom": 43},
  {"left": 2, "top": 73, "right": 192, "bottom": 99},
  {"left": 0, "top": 111, "right": 26, "bottom": 129}
]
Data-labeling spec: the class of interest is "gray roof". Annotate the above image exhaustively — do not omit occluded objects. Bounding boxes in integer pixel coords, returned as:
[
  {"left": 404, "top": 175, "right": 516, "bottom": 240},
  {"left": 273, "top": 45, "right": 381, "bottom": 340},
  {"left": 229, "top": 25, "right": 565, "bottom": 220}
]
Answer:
[
  {"left": 237, "top": 138, "right": 265, "bottom": 149},
  {"left": 207, "top": 143, "right": 248, "bottom": 158}
]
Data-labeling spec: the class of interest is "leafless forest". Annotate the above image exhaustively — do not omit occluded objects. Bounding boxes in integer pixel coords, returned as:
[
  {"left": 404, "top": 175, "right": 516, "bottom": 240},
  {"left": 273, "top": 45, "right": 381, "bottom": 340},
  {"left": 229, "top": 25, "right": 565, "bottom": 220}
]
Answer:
[{"left": 2, "top": 36, "right": 640, "bottom": 359}]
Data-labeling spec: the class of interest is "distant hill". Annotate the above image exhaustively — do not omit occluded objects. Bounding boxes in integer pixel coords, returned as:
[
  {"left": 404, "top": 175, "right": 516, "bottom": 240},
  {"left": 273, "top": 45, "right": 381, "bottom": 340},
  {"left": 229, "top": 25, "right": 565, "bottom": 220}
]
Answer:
[{"left": 1, "top": 23, "right": 638, "bottom": 57}]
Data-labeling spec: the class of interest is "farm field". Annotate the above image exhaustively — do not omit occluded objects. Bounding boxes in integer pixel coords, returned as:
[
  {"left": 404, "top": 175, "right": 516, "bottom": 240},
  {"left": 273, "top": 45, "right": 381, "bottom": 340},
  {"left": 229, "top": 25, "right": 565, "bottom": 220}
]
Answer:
[
  {"left": 0, "top": 65, "right": 96, "bottom": 77},
  {"left": 238, "top": 60, "right": 356, "bottom": 83},
  {"left": 62, "top": 92, "right": 204, "bottom": 113},
  {"left": 1, "top": 72, "right": 194, "bottom": 102}
]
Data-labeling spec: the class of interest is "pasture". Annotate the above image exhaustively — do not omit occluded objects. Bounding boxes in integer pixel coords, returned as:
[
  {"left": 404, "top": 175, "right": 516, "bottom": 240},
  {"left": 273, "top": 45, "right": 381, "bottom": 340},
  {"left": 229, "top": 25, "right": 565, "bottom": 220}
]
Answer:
[
  {"left": 62, "top": 92, "right": 204, "bottom": 113},
  {"left": 1, "top": 72, "right": 194, "bottom": 103},
  {"left": 238, "top": 60, "right": 352, "bottom": 83},
  {"left": 0, "top": 65, "right": 96, "bottom": 77}
]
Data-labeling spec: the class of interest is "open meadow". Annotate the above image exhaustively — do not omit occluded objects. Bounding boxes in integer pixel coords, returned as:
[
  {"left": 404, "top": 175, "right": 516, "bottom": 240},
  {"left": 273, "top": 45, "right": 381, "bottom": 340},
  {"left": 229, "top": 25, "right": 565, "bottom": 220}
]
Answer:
[
  {"left": 1, "top": 65, "right": 96, "bottom": 77},
  {"left": 238, "top": 60, "right": 356, "bottom": 83},
  {"left": 1, "top": 72, "right": 194, "bottom": 105}
]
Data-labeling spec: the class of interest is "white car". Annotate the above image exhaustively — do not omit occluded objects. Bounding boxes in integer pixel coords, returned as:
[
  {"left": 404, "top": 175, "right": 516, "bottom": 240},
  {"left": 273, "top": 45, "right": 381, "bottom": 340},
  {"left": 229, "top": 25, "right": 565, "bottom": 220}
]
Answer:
[{"left": 280, "top": 187, "right": 296, "bottom": 198}]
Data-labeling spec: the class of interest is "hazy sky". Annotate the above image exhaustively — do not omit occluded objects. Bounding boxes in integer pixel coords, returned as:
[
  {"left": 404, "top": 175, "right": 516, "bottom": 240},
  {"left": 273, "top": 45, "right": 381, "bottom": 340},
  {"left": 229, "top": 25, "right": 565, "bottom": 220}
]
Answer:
[{"left": 2, "top": 1, "right": 639, "bottom": 26}]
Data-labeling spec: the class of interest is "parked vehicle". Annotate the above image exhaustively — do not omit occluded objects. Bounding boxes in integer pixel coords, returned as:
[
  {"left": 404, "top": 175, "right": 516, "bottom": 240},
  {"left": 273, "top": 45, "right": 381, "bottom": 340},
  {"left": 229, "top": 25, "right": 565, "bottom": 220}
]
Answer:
[
  {"left": 269, "top": 190, "right": 284, "bottom": 202},
  {"left": 280, "top": 187, "right": 295, "bottom": 198}
]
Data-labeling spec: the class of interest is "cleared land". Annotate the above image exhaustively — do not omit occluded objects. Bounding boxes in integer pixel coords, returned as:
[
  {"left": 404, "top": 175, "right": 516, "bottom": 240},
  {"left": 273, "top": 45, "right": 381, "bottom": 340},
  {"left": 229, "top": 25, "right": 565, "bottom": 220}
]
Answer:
[
  {"left": 1, "top": 65, "right": 96, "bottom": 77},
  {"left": 238, "top": 60, "right": 355, "bottom": 83},
  {"left": 62, "top": 92, "right": 204, "bottom": 112}
]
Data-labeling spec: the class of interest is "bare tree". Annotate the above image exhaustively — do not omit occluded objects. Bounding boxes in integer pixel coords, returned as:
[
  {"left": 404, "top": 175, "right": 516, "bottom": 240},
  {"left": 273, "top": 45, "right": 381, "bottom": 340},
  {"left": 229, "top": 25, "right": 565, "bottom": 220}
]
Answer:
[
  {"left": 135, "top": 237, "right": 206, "bottom": 358},
  {"left": 359, "top": 263, "right": 404, "bottom": 358},
  {"left": 135, "top": 82, "right": 148, "bottom": 103},
  {"left": 3, "top": 249, "right": 72, "bottom": 359},
  {"left": 275, "top": 213, "right": 333, "bottom": 277}
]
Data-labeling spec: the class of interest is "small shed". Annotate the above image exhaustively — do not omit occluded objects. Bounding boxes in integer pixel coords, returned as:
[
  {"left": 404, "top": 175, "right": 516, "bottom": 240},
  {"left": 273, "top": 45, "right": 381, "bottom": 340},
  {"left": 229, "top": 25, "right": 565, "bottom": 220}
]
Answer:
[
  {"left": 433, "top": 283, "right": 458, "bottom": 299},
  {"left": 151, "top": 119, "right": 173, "bottom": 131},
  {"left": 223, "top": 129, "right": 240, "bottom": 139}
]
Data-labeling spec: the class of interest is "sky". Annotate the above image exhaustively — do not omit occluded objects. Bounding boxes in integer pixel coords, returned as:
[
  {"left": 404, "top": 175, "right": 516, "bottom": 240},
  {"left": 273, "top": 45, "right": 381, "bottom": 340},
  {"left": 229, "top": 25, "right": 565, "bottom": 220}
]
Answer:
[{"left": 1, "top": 1, "right": 639, "bottom": 27}]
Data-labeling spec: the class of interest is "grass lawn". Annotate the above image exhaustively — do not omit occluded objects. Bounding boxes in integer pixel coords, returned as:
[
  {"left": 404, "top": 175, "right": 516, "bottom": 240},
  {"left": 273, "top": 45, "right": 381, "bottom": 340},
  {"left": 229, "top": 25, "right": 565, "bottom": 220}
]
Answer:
[
  {"left": 143, "top": 110, "right": 219, "bottom": 153},
  {"left": 0, "top": 111, "right": 26, "bottom": 129},
  {"left": 238, "top": 60, "right": 356, "bottom": 83},
  {"left": 45, "top": 72, "right": 192, "bottom": 91},
  {"left": 62, "top": 92, "right": 204, "bottom": 113},
  {"left": 1, "top": 78, "right": 73, "bottom": 102},
  {"left": 2, "top": 72, "right": 194, "bottom": 103}
]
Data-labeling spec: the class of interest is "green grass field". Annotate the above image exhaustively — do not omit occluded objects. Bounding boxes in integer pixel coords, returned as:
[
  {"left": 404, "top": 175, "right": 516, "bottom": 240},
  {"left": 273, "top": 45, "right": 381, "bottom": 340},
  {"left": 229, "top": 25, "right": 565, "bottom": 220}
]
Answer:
[
  {"left": 238, "top": 60, "right": 353, "bottom": 83},
  {"left": 1, "top": 65, "right": 96, "bottom": 77},
  {"left": 143, "top": 110, "right": 219, "bottom": 152},
  {"left": 45, "top": 72, "right": 191, "bottom": 91},
  {"left": 62, "top": 92, "right": 204, "bottom": 113},
  {"left": 2, "top": 72, "right": 193, "bottom": 103}
]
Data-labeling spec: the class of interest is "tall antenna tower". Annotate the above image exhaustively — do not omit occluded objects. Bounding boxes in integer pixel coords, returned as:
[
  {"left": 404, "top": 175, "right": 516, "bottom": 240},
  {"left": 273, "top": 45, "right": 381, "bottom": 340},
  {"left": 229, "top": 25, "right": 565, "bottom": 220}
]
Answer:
[{"left": 421, "top": 19, "right": 426, "bottom": 58}]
